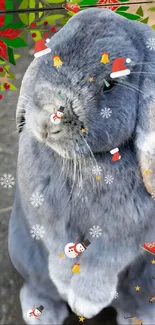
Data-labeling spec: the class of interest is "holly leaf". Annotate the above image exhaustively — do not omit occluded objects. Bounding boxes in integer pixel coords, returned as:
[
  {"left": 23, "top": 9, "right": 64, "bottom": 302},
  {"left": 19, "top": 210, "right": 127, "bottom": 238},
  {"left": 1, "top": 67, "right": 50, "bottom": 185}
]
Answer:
[
  {"left": 148, "top": 7, "right": 155, "bottom": 12},
  {"left": 152, "top": 24, "right": 155, "bottom": 30},
  {"left": 7, "top": 47, "right": 15, "bottom": 65},
  {"left": 5, "top": 0, "right": 13, "bottom": 10},
  {"left": 1, "top": 21, "right": 25, "bottom": 29},
  {"left": 116, "top": 6, "right": 129, "bottom": 12},
  {"left": 1, "top": 37, "right": 28, "bottom": 48},
  {"left": 136, "top": 6, "right": 143, "bottom": 17},
  {"left": 8, "top": 72, "right": 16, "bottom": 80},
  {"left": 118, "top": 0, "right": 129, "bottom": 2},
  {"left": 117, "top": 12, "right": 141, "bottom": 20},
  {"left": 0, "top": 40, "right": 8, "bottom": 61},
  {"left": 140, "top": 17, "right": 149, "bottom": 24},
  {"left": 4, "top": 14, "right": 13, "bottom": 27},
  {"left": 0, "top": 28, "right": 23, "bottom": 39},
  {"left": 9, "top": 83, "right": 17, "bottom": 90},
  {"left": 14, "top": 54, "right": 21, "bottom": 60}
]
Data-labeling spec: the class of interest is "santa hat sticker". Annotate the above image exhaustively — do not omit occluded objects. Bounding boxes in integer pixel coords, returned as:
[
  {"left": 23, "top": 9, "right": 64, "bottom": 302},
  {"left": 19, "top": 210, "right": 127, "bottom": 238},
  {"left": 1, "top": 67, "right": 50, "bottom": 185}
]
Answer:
[
  {"left": 34, "top": 38, "right": 51, "bottom": 58},
  {"left": 110, "top": 57, "right": 131, "bottom": 78}
]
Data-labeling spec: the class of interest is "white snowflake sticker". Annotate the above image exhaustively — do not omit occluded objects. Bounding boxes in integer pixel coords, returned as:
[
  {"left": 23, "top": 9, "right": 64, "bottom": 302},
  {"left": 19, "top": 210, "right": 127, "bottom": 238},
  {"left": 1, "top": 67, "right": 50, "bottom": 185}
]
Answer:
[
  {"left": 111, "top": 290, "right": 119, "bottom": 299},
  {"left": 104, "top": 175, "right": 114, "bottom": 185},
  {"left": 146, "top": 38, "right": 155, "bottom": 51},
  {"left": 100, "top": 107, "right": 112, "bottom": 119},
  {"left": 89, "top": 225, "right": 102, "bottom": 238},
  {"left": 30, "top": 224, "right": 45, "bottom": 240},
  {"left": 0, "top": 173, "right": 15, "bottom": 189},
  {"left": 30, "top": 191, "right": 44, "bottom": 208},
  {"left": 92, "top": 166, "right": 102, "bottom": 175}
]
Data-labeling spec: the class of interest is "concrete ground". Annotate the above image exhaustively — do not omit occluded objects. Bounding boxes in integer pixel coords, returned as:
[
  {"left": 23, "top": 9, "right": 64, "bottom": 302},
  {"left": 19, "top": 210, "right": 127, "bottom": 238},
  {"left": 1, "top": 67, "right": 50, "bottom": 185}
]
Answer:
[{"left": 0, "top": 7, "right": 154, "bottom": 325}]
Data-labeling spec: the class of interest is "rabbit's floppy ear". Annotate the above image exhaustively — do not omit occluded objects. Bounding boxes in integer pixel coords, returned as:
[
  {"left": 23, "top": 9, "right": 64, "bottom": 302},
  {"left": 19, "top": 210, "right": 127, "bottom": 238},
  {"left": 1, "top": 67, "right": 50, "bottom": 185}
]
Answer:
[{"left": 135, "top": 23, "right": 155, "bottom": 196}]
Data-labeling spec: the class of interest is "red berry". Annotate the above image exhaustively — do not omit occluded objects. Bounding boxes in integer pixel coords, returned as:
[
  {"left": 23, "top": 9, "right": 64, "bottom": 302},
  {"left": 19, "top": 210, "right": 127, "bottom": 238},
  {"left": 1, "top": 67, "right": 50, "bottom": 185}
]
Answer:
[
  {"left": 0, "top": 67, "right": 3, "bottom": 72},
  {"left": 50, "top": 26, "right": 56, "bottom": 32},
  {"left": 43, "top": 32, "right": 49, "bottom": 39},
  {"left": 0, "top": 94, "right": 3, "bottom": 100},
  {"left": 4, "top": 83, "right": 10, "bottom": 90},
  {"left": 44, "top": 21, "right": 48, "bottom": 26},
  {"left": 30, "top": 22, "right": 36, "bottom": 28},
  {"left": 32, "top": 33, "right": 36, "bottom": 38}
]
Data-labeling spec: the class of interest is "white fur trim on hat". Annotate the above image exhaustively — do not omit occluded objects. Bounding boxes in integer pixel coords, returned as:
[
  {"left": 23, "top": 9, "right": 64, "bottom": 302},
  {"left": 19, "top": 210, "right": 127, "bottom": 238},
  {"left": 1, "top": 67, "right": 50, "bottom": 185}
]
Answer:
[
  {"left": 110, "top": 69, "right": 130, "bottom": 79},
  {"left": 110, "top": 148, "right": 119, "bottom": 154},
  {"left": 136, "top": 130, "right": 155, "bottom": 154},
  {"left": 34, "top": 47, "right": 51, "bottom": 58},
  {"left": 126, "top": 58, "right": 131, "bottom": 63}
]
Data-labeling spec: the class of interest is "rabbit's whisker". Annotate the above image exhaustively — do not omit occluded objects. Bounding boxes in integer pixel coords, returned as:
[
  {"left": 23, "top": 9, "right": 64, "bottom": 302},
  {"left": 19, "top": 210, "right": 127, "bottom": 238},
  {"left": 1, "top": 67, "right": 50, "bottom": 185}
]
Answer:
[
  {"left": 59, "top": 152, "right": 70, "bottom": 193},
  {"left": 59, "top": 148, "right": 77, "bottom": 216},
  {"left": 116, "top": 81, "right": 148, "bottom": 98}
]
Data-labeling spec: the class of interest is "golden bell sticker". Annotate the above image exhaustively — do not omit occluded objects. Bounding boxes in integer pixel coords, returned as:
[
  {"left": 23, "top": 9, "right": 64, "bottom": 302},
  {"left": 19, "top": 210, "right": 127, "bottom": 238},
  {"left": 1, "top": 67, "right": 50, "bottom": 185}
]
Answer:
[
  {"left": 72, "top": 263, "right": 80, "bottom": 273},
  {"left": 100, "top": 52, "right": 110, "bottom": 64},
  {"left": 53, "top": 55, "right": 63, "bottom": 68}
]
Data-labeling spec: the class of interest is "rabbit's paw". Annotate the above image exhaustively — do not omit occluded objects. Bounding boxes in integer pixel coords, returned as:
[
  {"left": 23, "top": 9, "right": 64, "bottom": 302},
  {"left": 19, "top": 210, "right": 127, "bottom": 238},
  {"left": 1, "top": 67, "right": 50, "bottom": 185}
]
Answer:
[{"left": 68, "top": 288, "right": 104, "bottom": 318}]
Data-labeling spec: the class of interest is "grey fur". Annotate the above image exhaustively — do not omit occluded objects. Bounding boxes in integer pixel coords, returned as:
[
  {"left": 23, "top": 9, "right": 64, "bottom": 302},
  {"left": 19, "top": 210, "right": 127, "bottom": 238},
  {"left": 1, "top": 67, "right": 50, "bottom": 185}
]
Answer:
[{"left": 8, "top": 8, "right": 155, "bottom": 324}]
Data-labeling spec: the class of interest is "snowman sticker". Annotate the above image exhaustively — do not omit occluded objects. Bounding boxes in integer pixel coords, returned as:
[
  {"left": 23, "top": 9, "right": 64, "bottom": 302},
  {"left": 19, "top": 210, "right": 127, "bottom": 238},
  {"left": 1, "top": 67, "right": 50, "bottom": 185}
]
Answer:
[
  {"left": 64, "top": 238, "right": 91, "bottom": 258},
  {"left": 27, "top": 305, "right": 44, "bottom": 319},
  {"left": 50, "top": 106, "right": 64, "bottom": 125}
]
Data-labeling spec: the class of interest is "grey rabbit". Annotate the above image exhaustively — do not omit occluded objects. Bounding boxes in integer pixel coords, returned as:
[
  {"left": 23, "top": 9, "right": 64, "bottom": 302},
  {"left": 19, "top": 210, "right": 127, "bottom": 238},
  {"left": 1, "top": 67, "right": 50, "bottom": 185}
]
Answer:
[{"left": 8, "top": 8, "right": 155, "bottom": 325}]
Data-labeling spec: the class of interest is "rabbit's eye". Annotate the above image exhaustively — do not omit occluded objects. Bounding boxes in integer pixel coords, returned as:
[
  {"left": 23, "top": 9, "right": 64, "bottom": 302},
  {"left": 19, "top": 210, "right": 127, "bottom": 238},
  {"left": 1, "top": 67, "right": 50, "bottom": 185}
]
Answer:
[{"left": 103, "top": 80, "right": 116, "bottom": 92}]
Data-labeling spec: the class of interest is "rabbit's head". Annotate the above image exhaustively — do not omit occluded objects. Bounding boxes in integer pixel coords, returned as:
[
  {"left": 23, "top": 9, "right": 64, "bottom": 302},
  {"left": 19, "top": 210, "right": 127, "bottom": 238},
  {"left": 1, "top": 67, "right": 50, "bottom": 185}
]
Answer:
[{"left": 17, "top": 8, "right": 155, "bottom": 194}]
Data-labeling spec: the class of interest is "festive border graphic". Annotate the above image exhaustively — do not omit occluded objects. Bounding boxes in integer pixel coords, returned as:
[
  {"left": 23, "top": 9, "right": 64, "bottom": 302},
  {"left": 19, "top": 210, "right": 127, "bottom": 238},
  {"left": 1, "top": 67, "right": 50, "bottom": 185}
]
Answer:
[{"left": 0, "top": 0, "right": 155, "bottom": 99}]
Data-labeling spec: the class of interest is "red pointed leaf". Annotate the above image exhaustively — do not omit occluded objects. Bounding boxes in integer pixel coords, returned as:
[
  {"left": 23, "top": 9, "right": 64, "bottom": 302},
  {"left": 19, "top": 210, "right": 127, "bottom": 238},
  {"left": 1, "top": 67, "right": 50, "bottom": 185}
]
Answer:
[
  {"left": 0, "top": 0, "right": 5, "bottom": 10},
  {"left": 0, "top": 40, "right": 8, "bottom": 61},
  {"left": 0, "top": 29, "right": 23, "bottom": 39},
  {"left": 0, "top": 15, "right": 5, "bottom": 27}
]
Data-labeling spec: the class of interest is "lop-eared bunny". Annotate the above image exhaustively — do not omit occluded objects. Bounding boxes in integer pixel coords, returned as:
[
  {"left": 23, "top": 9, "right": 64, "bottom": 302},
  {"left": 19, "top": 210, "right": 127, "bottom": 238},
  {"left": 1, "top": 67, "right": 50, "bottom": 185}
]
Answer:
[{"left": 8, "top": 8, "right": 155, "bottom": 325}]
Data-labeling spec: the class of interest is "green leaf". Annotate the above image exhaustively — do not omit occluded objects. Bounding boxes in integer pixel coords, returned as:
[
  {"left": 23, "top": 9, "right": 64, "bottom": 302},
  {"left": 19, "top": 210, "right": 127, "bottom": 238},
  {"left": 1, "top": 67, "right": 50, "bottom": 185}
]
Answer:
[
  {"left": 0, "top": 60, "right": 5, "bottom": 64},
  {"left": 29, "top": 30, "right": 42, "bottom": 40},
  {"left": 118, "top": 0, "right": 129, "bottom": 2},
  {"left": 29, "top": 13, "right": 36, "bottom": 24},
  {"left": 152, "top": 24, "right": 155, "bottom": 30},
  {"left": 1, "top": 37, "right": 28, "bottom": 48},
  {"left": 0, "top": 21, "right": 25, "bottom": 30},
  {"left": 29, "top": 0, "right": 35, "bottom": 6},
  {"left": 148, "top": 7, "right": 155, "bottom": 12},
  {"left": 9, "top": 83, "right": 17, "bottom": 90},
  {"left": 7, "top": 47, "right": 16, "bottom": 65},
  {"left": 80, "top": 0, "right": 97, "bottom": 4},
  {"left": 5, "top": 0, "right": 14, "bottom": 10},
  {"left": 140, "top": 17, "right": 149, "bottom": 24},
  {"left": 39, "top": 2, "right": 43, "bottom": 18},
  {"left": 8, "top": 72, "right": 16, "bottom": 80},
  {"left": 59, "top": 17, "right": 70, "bottom": 25},
  {"left": 136, "top": 6, "right": 143, "bottom": 17},
  {"left": 0, "top": 84, "right": 5, "bottom": 92},
  {"left": 18, "top": 13, "right": 29, "bottom": 25},
  {"left": 19, "top": 0, "right": 29, "bottom": 9},
  {"left": 117, "top": 12, "right": 141, "bottom": 20},
  {"left": 116, "top": 6, "right": 129, "bottom": 12},
  {"left": 36, "top": 14, "right": 64, "bottom": 26},
  {"left": 4, "top": 14, "right": 13, "bottom": 26},
  {"left": 14, "top": 54, "right": 21, "bottom": 60},
  {"left": 45, "top": 0, "right": 64, "bottom": 2},
  {"left": 4, "top": 65, "right": 10, "bottom": 70}
]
